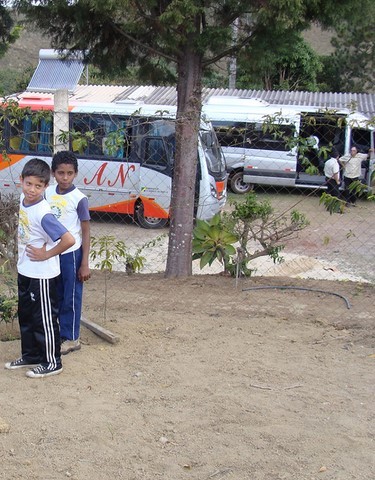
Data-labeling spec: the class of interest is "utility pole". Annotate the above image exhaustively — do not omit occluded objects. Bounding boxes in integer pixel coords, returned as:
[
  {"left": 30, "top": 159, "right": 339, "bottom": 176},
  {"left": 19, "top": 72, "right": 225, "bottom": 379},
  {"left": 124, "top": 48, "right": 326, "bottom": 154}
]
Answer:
[{"left": 228, "top": 18, "right": 239, "bottom": 89}]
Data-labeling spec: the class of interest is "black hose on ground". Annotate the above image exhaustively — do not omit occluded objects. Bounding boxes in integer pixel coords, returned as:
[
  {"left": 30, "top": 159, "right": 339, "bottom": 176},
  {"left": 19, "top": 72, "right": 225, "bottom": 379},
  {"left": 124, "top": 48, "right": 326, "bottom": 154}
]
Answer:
[{"left": 242, "top": 285, "right": 351, "bottom": 309}]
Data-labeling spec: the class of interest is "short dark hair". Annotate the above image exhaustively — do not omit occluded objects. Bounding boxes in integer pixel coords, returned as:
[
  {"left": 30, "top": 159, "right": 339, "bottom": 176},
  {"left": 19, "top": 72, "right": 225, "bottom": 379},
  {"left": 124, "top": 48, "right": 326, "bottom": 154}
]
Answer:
[
  {"left": 21, "top": 158, "right": 51, "bottom": 185},
  {"left": 51, "top": 150, "right": 78, "bottom": 172}
]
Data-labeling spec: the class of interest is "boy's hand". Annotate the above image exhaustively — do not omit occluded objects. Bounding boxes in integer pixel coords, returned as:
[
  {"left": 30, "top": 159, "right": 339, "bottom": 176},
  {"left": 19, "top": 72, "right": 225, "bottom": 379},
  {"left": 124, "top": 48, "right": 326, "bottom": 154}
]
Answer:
[
  {"left": 78, "top": 264, "right": 91, "bottom": 282},
  {"left": 26, "top": 243, "right": 48, "bottom": 261}
]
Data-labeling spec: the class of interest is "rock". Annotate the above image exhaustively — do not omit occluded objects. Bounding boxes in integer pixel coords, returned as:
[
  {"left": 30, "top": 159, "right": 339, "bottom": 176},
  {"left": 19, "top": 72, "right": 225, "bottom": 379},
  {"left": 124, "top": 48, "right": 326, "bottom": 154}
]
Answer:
[{"left": 0, "top": 418, "right": 10, "bottom": 433}]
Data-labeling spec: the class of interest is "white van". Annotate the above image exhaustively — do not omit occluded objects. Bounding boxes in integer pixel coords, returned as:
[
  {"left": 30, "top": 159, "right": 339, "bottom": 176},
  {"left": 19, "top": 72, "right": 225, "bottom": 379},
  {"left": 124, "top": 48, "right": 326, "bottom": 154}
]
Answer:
[{"left": 203, "top": 97, "right": 374, "bottom": 192}]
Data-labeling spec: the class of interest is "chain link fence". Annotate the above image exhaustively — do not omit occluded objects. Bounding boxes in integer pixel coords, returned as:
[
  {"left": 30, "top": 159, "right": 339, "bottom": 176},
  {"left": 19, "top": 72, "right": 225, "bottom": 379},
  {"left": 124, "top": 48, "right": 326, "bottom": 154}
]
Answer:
[{"left": 0, "top": 101, "right": 374, "bottom": 321}]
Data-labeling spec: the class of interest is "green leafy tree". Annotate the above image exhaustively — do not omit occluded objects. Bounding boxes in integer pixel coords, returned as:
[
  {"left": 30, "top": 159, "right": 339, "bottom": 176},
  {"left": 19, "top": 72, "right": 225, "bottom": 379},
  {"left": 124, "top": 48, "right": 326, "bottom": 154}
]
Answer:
[
  {"left": 317, "top": 1, "right": 374, "bottom": 93},
  {"left": 0, "top": 2, "right": 21, "bottom": 57},
  {"left": 0, "top": 3, "right": 23, "bottom": 96},
  {"left": 237, "top": 30, "right": 322, "bottom": 91},
  {"left": 14, "top": 0, "right": 368, "bottom": 277},
  {"left": 0, "top": 65, "right": 34, "bottom": 97}
]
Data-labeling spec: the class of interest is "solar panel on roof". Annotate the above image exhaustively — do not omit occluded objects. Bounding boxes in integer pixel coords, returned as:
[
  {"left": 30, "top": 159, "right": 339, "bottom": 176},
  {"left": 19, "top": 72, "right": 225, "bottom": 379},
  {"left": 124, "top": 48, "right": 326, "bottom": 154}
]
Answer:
[{"left": 27, "top": 49, "right": 85, "bottom": 93}]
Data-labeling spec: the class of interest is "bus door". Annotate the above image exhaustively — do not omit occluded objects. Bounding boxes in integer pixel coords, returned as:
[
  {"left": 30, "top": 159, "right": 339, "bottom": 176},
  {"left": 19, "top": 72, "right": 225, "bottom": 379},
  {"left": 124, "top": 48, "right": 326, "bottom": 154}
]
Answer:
[
  {"left": 136, "top": 119, "right": 174, "bottom": 227},
  {"left": 70, "top": 113, "right": 140, "bottom": 214}
]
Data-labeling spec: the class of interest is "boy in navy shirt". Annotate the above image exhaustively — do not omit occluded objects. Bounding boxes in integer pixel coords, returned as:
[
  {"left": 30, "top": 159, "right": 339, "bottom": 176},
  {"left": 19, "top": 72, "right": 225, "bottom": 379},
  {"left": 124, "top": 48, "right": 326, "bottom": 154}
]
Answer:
[{"left": 45, "top": 151, "right": 90, "bottom": 354}]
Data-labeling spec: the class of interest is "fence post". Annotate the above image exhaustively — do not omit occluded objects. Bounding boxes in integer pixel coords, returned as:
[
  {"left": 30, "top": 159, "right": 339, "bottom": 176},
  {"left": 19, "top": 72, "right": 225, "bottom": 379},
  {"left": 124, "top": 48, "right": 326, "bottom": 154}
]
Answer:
[{"left": 54, "top": 89, "right": 69, "bottom": 152}]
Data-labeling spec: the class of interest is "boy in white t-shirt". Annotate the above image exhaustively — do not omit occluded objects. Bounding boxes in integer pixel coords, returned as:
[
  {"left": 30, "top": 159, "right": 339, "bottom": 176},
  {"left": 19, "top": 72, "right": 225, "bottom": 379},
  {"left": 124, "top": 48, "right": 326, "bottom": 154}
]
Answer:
[
  {"left": 45, "top": 151, "right": 91, "bottom": 355},
  {"left": 5, "top": 158, "right": 75, "bottom": 378}
]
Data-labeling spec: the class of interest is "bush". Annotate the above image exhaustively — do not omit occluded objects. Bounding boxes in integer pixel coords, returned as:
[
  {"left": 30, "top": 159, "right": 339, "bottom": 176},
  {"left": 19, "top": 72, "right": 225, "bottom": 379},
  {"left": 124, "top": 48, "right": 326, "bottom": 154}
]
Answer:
[{"left": 0, "top": 193, "right": 19, "bottom": 270}]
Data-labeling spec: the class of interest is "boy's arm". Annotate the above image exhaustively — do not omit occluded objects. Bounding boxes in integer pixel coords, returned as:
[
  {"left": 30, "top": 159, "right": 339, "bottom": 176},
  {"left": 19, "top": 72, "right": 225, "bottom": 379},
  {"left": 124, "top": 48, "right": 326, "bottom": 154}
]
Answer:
[
  {"left": 78, "top": 220, "right": 91, "bottom": 282},
  {"left": 26, "top": 231, "right": 75, "bottom": 261}
]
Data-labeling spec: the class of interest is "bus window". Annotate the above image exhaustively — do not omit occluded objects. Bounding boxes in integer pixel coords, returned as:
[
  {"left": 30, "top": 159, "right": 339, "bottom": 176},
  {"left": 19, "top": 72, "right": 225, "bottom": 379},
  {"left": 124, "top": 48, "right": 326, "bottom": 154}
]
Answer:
[
  {"left": 148, "top": 119, "right": 175, "bottom": 138},
  {"left": 8, "top": 115, "right": 53, "bottom": 154},
  {"left": 135, "top": 118, "right": 175, "bottom": 169},
  {"left": 71, "top": 114, "right": 130, "bottom": 159}
]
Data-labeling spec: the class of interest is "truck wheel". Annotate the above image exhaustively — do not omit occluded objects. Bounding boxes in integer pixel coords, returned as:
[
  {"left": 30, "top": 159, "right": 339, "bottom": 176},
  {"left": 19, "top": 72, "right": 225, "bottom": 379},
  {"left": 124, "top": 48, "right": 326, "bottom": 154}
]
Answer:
[
  {"left": 135, "top": 202, "right": 168, "bottom": 229},
  {"left": 229, "top": 171, "right": 253, "bottom": 194}
]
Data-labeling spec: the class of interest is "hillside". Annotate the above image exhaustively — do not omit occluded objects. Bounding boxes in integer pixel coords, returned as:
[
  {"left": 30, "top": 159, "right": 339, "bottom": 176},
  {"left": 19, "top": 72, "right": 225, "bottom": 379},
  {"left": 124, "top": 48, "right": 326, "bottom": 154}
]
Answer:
[
  {"left": 0, "top": 21, "right": 333, "bottom": 77},
  {"left": 0, "top": 20, "right": 51, "bottom": 72}
]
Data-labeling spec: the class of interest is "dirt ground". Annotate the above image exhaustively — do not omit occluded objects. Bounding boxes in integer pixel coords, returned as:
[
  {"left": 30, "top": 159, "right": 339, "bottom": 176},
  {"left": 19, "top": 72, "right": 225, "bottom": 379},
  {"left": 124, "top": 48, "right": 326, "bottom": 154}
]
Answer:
[{"left": 1, "top": 273, "right": 374, "bottom": 480}]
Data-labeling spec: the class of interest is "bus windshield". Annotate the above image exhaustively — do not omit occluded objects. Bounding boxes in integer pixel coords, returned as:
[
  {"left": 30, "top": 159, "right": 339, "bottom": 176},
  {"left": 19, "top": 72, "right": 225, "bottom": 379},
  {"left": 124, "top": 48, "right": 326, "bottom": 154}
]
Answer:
[{"left": 201, "top": 130, "right": 226, "bottom": 175}]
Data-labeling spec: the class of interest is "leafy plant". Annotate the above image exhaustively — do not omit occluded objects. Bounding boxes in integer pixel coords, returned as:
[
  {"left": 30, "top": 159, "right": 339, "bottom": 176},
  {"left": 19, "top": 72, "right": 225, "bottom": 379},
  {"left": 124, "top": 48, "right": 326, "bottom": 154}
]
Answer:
[
  {"left": 193, "top": 193, "right": 309, "bottom": 277},
  {"left": 319, "top": 192, "right": 346, "bottom": 214},
  {"left": 192, "top": 214, "right": 238, "bottom": 271},
  {"left": 225, "top": 195, "right": 309, "bottom": 276},
  {"left": 0, "top": 193, "right": 19, "bottom": 270},
  {"left": 90, "top": 234, "right": 166, "bottom": 318},
  {"left": 0, "top": 262, "right": 18, "bottom": 327}
]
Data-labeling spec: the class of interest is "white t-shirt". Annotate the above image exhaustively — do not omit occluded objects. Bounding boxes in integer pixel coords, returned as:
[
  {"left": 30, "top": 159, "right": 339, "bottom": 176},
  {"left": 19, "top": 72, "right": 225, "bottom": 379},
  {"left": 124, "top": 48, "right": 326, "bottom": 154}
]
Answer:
[
  {"left": 17, "top": 195, "right": 68, "bottom": 279},
  {"left": 324, "top": 157, "right": 340, "bottom": 180},
  {"left": 45, "top": 184, "right": 90, "bottom": 255}
]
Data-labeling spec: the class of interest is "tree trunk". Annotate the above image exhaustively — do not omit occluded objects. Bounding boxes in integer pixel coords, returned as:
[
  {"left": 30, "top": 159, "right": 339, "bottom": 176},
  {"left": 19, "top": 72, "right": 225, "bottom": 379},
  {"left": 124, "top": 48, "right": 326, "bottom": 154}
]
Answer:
[{"left": 165, "top": 44, "right": 203, "bottom": 278}]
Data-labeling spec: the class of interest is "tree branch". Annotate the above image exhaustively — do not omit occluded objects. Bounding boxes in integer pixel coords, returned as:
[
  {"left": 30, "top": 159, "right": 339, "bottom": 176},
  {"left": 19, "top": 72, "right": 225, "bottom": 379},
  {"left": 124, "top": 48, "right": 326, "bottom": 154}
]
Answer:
[
  {"left": 203, "top": 32, "right": 254, "bottom": 67},
  {"left": 108, "top": 20, "right": 177, "bottom": 63}
]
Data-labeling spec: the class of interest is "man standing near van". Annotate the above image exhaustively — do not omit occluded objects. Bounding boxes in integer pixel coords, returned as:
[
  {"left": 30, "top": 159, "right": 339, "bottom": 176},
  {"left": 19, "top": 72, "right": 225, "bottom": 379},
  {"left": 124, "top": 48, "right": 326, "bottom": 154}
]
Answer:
[
  {"left": 324, "top": 152, "right": 341, "bottom": 199},
  {"left": 339, "top": 147, "right": 372, "bottom": 206}
]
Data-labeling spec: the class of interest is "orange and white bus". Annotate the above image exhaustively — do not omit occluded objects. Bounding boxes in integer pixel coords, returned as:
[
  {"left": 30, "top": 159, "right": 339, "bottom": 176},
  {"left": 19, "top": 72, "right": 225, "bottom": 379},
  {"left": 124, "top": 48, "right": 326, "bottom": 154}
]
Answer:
[{"left": 0, "top": 93, "right": 227, "bottom": 228}]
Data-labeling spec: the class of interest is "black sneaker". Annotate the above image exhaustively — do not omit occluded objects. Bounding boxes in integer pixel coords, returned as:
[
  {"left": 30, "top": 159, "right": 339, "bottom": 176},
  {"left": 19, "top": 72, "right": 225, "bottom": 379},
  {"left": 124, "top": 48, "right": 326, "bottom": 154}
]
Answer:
[
  {"left": 5, "top": 358, "right": 40, "bottom": 370},
  {"left": 26, "top": 364, "right": 63, "bottom": 378}
]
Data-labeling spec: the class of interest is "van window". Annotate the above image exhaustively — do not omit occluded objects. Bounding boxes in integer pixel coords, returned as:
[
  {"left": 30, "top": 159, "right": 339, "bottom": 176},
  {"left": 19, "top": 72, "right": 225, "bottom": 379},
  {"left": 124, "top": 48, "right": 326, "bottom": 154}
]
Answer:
[
  {"left": 212, "top": 121, "right": 247, "bottom": 148},
  {"left": 247, "top": 123, "right": 294, "bottom": 151},
  {"left": 213, "top": 120, "right": 293, "bottom": 151},
  {"left": 351, "top": 128, "right": 371, "bottom": 153}
]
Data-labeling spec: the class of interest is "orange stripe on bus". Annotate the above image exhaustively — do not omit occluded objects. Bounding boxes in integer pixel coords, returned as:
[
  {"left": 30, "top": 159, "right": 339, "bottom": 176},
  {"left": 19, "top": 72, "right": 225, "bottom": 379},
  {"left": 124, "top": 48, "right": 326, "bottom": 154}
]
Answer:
[
  {"left": 0, "top": 154, "right": 25, "bottom": 171},
  {"left": 89, "top": 198, "right": 136, "bottom": 215},
  {"left": 140, "top": 196, "right": 169, "bottom": 218},
  {"left": 89, "top": 196, "right": 169, "bottom": 218}
]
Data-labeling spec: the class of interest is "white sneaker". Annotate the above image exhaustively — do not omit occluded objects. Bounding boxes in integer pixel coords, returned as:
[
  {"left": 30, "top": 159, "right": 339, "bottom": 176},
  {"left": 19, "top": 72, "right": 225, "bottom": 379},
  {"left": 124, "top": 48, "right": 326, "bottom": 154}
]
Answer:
[{"left": 61, "top": 339, "right": 81, "bottom": 355}]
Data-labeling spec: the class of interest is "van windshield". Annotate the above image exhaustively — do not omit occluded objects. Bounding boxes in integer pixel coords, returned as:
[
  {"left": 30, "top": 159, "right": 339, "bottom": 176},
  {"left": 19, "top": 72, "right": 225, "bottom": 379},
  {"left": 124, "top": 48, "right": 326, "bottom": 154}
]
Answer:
[{"left": 201, "top": 130, "right": 226, "bottom": 174}]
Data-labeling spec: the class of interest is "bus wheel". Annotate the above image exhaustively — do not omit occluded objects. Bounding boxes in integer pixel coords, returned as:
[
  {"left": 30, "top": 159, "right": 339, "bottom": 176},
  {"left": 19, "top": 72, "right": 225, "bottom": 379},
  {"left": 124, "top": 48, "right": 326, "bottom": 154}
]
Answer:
[
  {"left": 229, "top": 171, "right": 253, "bottom": 194},
  {"left": 135, "top": 202, "right": 168, "bottom": 229}
]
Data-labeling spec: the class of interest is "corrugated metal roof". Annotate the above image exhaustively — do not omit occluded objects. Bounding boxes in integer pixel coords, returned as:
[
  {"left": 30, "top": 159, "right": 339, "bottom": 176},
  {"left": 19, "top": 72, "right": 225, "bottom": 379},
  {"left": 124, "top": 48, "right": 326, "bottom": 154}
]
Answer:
[
  {"left": 20, "top": 84, "right": 374, "bottom": 119},
  {"left": 24, "top": 50, "right": 374, "bottom": 116},
  {"left": 113, "top": 85, "right": 375, "bottom": 117},
  {"left": 27, "top": 49, "right": 85, "bottom": 93}
]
